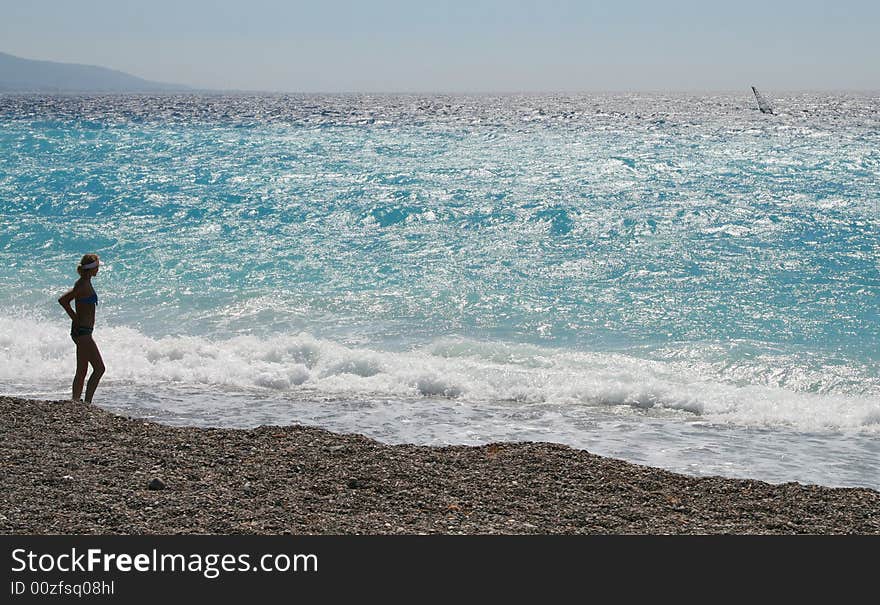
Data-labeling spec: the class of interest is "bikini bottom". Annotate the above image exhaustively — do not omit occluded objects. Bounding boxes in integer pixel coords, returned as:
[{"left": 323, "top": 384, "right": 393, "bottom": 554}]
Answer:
[{"left": 71, "top": 325, "right": 94, "bottom": 342}]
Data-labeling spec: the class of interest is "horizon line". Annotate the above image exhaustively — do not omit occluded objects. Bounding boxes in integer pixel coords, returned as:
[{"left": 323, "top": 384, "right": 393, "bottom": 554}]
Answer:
[{"left": 3, "top": 88, "right": 879, "bottom": 96}]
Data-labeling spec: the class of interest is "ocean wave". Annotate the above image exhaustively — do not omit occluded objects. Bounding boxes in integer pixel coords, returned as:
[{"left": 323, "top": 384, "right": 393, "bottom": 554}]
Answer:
[{"left": 2, "top": 317, "right": 878, "bottom": 433}]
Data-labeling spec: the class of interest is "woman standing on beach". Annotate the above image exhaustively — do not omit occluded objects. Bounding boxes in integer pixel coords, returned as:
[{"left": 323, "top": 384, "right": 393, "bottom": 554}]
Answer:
[{"left": 58, "top": 253, "right": 105, "bottom": 403}]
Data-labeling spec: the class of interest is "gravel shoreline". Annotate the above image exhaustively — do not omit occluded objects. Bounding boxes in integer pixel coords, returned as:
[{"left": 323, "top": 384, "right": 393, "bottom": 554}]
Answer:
[{"left": 2, "top": 396, "right": 878, "bottom": 534}]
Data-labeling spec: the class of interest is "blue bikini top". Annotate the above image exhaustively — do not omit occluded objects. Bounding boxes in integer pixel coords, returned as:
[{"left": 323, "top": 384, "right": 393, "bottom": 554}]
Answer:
[{"left": 76, "top": 292, "right": 98, "bottom": 305}]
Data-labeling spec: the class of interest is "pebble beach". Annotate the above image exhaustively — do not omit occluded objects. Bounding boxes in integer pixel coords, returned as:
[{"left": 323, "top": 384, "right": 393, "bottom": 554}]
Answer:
[{"left": 2, "top": 396, "right": 878, "bottom": 535}]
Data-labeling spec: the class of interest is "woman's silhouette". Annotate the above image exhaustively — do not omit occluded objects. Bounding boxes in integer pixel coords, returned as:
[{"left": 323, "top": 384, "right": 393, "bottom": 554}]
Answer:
[{"left": 58, "top": 253, "right": 105, "bottom": 402}]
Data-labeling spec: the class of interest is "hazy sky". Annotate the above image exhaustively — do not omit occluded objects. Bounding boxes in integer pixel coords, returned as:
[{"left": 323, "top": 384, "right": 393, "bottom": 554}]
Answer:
[{"left": 2, "top": 0, "right": 878, "bottom": 92}]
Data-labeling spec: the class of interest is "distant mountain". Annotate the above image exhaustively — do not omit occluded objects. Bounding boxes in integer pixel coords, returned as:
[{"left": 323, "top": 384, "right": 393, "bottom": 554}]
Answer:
[{"left": 0, "top": 51, "right": 193, "bottom": 93}]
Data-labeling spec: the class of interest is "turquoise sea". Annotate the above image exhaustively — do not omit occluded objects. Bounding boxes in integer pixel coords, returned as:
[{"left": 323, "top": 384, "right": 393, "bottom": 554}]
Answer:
[{"left": 1, "top": 93, "right": 878, "bottom": 489}]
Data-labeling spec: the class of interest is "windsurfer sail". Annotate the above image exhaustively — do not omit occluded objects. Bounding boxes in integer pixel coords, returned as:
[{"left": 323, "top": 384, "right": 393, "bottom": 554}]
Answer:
[{"left": 751, "top": 86, "right": 774, "bottom": 114}]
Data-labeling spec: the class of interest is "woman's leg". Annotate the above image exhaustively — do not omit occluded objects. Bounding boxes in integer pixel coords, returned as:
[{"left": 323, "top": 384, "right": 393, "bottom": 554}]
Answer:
[
  {"left": 80, "top": 337, "right": 106, "bottom": 403},
  {"left": 72, "top": 340, "right": 89, "bottom": 401}
]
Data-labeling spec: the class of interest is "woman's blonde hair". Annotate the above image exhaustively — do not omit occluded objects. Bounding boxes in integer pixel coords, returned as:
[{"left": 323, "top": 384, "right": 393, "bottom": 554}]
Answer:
[{"left": 77, "top": 253, "right": 100, "bottom": 277}]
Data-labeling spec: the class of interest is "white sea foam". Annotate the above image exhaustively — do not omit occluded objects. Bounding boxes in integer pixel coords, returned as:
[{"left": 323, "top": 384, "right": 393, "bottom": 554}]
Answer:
[{"left": 3, "top": 317, "right": 877, "bottom": 433}]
